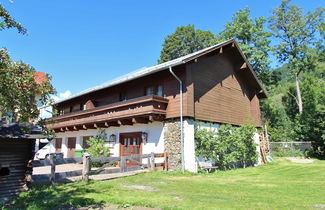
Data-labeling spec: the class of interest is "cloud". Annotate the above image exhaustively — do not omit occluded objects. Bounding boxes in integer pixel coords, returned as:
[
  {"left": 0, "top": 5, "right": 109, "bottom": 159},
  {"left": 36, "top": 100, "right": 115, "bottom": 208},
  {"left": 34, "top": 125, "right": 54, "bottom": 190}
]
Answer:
[{"left": 51, "top": 90, "right": 73, "bottom": 102}]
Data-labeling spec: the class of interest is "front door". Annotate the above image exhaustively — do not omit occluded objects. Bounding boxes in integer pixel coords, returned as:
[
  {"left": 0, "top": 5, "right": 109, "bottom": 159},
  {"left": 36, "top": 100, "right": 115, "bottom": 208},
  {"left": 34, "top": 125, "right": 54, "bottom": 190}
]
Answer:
[
  {"left": 67, "top": 137, "right": 76, "bottom": 158},
  {"left": 120, "top": 132, "right": 142, "bottom": 166}
]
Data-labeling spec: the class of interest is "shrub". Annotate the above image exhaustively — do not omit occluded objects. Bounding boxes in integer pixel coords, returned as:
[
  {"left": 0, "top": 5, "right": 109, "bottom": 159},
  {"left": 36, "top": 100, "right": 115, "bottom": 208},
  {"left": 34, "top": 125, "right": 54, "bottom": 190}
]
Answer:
[
  {"left": 195, "top": 123, "right": 257, "bottom": 170},
  {"left": 87, "top": 129, "right": 109, "bottom": 156}
]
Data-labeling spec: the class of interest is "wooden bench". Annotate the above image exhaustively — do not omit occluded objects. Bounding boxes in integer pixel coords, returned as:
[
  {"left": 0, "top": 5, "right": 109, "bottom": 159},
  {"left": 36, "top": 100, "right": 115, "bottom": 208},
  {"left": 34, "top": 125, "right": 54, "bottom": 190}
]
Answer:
[{"left": 198, "top": 161, "right": 218, "bottom": 172}]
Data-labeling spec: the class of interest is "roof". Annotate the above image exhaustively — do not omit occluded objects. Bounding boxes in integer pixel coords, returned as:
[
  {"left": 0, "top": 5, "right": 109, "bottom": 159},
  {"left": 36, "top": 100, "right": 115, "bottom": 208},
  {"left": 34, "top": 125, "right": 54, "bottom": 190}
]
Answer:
[
  {"left": 0, "top": 123, "right": 46, "bottom": 139},
  {"left": 56, "top": 39, "right": 266, "bottom": 104},
  {"left": 34, "top": 72, "right": 48, "bottom": 84}
]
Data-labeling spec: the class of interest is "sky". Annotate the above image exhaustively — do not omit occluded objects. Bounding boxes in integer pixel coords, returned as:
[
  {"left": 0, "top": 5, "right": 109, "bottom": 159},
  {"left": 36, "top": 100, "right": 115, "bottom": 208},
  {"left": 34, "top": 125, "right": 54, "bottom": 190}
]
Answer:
[{"left": 0, "top": 0, "right": 324, "bottom": 100}]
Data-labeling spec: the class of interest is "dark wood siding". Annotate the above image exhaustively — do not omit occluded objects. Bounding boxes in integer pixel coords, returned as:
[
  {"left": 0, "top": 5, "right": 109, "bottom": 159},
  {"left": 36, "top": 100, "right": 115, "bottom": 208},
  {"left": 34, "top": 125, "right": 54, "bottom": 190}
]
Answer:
[
  {"left": 55, "top": 45, "right": 262, "bottom": 126},
  {"left": 57, "top": 65, "right": 193, "bottom": 119},
  {"left": 189, "top": 50, "right": 262, "bottom": 126},
  {"left": 0, "top": 139, "right": 34, "bottom": 201}
]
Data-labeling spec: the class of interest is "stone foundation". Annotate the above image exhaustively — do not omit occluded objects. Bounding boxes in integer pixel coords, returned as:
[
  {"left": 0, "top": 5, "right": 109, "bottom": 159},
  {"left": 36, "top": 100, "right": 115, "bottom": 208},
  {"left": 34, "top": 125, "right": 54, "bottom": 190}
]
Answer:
[{"left": 163, "top": 120, "right": 181, "bottom": 170}]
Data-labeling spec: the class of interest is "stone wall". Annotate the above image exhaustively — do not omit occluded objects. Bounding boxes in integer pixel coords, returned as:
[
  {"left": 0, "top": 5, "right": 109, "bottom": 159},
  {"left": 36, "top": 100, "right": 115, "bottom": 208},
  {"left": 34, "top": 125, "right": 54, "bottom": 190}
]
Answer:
[{"left": 163, "top": 119, "right": 181, "bottom": 170}]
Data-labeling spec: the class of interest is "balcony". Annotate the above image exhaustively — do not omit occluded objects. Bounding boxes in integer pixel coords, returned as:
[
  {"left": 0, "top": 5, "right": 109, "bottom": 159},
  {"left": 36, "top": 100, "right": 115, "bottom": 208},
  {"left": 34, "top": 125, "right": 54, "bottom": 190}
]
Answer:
[{"left": 47, "top": 95, "right": 169, "bottom": 132}]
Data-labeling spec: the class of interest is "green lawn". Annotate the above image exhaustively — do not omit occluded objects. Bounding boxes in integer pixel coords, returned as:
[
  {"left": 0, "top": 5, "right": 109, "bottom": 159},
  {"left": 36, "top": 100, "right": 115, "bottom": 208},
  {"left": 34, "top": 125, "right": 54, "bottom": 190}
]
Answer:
[{"left": 4, "top": 158, "right": 325, "bottom": 209}]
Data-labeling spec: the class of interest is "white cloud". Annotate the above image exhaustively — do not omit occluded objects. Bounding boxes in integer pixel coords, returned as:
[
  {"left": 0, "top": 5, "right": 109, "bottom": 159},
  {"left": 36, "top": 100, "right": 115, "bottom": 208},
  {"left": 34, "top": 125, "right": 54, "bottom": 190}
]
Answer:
[{"left": 51, "top": 90, "right": 73, "bottom": 102}]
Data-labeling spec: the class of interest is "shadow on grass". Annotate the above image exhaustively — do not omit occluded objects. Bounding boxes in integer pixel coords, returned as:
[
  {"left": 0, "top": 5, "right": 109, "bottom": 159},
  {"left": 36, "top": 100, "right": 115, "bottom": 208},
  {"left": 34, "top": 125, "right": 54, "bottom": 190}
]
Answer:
[{"left": 3, "top": 181, "right": 106, "bottom": 209}]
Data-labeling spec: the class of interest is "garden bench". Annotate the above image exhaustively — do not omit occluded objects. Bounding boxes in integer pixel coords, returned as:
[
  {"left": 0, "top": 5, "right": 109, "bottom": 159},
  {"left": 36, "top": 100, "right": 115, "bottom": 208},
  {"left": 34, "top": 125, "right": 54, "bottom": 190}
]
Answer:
[{"left": 198, "top": 161, "right": 218, "bottom": 172}]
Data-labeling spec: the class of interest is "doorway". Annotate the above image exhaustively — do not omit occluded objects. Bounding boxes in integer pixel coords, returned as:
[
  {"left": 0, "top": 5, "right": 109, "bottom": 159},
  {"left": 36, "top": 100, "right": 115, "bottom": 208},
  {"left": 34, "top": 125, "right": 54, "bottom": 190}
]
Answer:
[
  {"left": 55, "top": 138, "right": 62, "bottom": 153},
  {"left": 119, "top": 132, "right": 142, "bottom": 166},
  {"left": 67, "top": 137, "right": 76, "bottom": 158}
]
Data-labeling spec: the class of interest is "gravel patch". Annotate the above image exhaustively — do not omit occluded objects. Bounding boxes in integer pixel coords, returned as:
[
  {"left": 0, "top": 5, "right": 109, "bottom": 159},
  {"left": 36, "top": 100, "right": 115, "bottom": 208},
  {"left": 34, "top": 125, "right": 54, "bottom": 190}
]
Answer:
[
  {"left": 315, "top": 204, "right": 325, "bottom": 209},
  {"left": 285, "top": 157, "right": 314, "bottom": 164},
  {"left": 124, "top": 185, "right": 158, "bottom": 192}
]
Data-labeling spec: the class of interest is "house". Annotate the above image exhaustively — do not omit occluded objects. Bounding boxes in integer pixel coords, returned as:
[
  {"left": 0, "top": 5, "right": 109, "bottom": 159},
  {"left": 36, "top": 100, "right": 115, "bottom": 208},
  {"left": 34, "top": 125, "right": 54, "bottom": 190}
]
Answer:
[
  {"left": 0, "top": 124, "right": 45, "bottom": 202},
  {"left": 47, "top": 40, "right": 267, "bottom": 172}
]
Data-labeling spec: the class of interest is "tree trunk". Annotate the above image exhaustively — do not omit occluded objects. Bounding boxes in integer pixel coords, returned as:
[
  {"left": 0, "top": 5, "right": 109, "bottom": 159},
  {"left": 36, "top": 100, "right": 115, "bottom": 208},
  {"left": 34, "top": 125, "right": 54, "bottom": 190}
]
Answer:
[{"left": 295, "top": 73, "right": 303, "bottom": 113}]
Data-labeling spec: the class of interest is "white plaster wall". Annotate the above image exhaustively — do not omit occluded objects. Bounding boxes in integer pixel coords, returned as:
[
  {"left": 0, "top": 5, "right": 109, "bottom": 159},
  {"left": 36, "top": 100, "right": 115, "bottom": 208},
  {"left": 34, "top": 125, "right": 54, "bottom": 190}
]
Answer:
[
  {"left": 55, "top": 122, "right": 164, "bottom": 160},
  {"left": 61, "top": 137, "right": 68, "bottom": 158},
  {"left": 183, "top": 119, "right": 196, "bottom": 173},
  {"left": 254, "top": 132, "right": 262, "bottom": 165}
]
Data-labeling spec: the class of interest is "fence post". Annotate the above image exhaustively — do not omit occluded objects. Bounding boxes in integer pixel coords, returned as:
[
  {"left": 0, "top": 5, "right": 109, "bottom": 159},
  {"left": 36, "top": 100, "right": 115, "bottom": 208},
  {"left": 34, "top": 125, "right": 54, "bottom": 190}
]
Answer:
[
  {"left": 164, "top": 152, "right": 168, "bottom": 171},
  {"left": 120, "top": 156, "right": 126, "bottom": 172},
  {"left": 150, "top": 152, "right": 155, "bottom": 171},
  {"left": 82, "top": 153, "right": 90, "bottom": 182},
  {"left": 49, "top": 153, "right": 56, "bottom": 185}
]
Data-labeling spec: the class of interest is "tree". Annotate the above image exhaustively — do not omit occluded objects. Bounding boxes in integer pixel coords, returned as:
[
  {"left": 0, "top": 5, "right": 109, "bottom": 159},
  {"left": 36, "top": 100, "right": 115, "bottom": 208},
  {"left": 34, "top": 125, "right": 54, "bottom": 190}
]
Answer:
[
  {"left": 0, "top": 4, "right": 54, "bottom": 124},
  {"left": 158, "top": 25, "right": 216, "bottom": 63},
  {"left": 0, "top": 4, "right": 26, "bottom": 34},
  {"left": 0, "top": 49, "right": 54, "bottom": 123},
  {"left": 295, "top": 63, "right": 325, "bottom": 157},
  {"left": 219, "top": 8, "right": 272, "bottom": 82},
  {"left": 269, "top": 0, "right": 324, "bottom": 113}
]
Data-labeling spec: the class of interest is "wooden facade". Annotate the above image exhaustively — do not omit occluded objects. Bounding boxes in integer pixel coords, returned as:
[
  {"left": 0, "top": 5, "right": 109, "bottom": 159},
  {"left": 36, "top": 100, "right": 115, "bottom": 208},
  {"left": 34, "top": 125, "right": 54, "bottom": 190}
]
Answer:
[
  {"left": 0, "top": 139, "right": 35, "bottom": 202},
  {"left": 49, "top": 40, "right": 266, "bottom": 132}
]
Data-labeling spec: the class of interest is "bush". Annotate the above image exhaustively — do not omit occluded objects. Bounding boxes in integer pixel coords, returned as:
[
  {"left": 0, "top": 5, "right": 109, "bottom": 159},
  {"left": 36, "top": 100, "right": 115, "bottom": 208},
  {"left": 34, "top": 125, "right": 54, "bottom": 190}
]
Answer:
[
  {"left": 195, "top": 123, "right": 257, "bottom": 170},
  {"left": 87, "top": 129, "right": 110, "bottom": 158}
]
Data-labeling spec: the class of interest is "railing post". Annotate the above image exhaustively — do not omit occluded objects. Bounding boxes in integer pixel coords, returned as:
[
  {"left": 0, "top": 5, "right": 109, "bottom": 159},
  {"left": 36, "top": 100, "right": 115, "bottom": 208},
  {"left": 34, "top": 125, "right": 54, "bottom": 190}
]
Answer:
[
  {"left": 120, "top": 156, "right": 126, "bottom": 172},
  {"left": 49, "top": 153, "right": 56, "bottom": 185},
  {"left": 150, "top": 152, "right": 155, "bottom": 171},
  {"left": 82, "top": 152, "right": 90, "bottom": 182}
]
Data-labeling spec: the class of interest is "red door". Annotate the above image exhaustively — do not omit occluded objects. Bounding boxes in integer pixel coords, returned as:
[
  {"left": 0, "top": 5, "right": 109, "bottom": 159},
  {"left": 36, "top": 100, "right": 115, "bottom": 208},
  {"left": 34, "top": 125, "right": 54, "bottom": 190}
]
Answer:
[
  {"left": 120, "top": 132, "right": 142, "bottom": 166},
  {"left": 67, "top": 137, "right": 76, "bottom": 158},
  {"left": 55, "top": 138, "right": 62, "bottom": 153}
]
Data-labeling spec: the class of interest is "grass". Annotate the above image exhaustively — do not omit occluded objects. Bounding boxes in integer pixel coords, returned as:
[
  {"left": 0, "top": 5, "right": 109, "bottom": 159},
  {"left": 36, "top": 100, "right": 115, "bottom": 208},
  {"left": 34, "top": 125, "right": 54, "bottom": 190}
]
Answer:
[{"left": 2, "top": 158, "right": 325, "bottom": 209}]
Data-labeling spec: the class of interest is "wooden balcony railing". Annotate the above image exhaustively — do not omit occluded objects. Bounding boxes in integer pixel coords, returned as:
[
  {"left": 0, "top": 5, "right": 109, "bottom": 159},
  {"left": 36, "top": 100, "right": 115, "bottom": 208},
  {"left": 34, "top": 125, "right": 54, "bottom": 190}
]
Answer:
[{"left": 47, "top": 95, "right": 169, "bottom": 132}]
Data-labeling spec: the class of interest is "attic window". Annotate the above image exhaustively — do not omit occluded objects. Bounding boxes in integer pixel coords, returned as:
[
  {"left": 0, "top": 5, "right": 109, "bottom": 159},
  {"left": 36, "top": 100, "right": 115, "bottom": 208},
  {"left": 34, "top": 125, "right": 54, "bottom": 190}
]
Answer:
[{"left": 0, "top": 167, "right": 10, "bottom": 177}]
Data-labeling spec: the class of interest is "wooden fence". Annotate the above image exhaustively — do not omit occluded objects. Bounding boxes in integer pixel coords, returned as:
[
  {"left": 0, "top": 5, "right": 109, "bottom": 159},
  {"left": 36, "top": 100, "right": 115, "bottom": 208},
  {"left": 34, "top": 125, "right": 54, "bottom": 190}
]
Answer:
[{"left": 32, "top": 152, "right": 168, "bottom": 184}]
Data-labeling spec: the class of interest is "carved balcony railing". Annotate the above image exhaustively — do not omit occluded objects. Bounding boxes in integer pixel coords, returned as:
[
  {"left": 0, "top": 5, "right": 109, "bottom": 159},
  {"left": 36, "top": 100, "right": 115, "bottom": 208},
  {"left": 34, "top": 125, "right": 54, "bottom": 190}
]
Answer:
[{"left": 47, "top": 95, "right": 169, "bottom": 132}]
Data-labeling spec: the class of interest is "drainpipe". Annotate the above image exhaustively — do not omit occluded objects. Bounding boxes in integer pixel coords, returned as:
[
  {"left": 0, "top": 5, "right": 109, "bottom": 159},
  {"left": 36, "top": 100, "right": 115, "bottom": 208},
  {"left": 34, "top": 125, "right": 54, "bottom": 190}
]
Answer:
[{"left": 169, "top": 66, "right": 184, "bottom": 172}]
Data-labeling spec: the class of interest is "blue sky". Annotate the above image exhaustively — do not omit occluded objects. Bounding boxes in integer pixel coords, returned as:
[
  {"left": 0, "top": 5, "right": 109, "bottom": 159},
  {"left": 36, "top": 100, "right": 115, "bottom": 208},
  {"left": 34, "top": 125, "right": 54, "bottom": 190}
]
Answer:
[{"left": 0, "top": 0, "right": 323, "bottom": 99}]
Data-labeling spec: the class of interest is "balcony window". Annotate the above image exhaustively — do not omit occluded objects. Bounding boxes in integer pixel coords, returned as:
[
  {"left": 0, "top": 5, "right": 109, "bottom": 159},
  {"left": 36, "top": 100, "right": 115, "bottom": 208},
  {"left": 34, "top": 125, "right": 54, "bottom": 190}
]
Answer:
[{"left": 145, "top": 85, "right": 163, "bottom": 97}]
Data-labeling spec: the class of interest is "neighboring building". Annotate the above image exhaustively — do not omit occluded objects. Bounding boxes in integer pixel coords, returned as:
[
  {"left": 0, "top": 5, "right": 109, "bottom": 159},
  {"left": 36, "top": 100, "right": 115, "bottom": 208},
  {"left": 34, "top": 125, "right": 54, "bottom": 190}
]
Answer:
[
  {"left": 0, "top": 72, "right": 51, "bottom": 201},
  {"left": 0, "top": 124, "right": 44, "bottom": 202},
  {"left": 47, "top": 40, "right": 267, "bottom": 172}
]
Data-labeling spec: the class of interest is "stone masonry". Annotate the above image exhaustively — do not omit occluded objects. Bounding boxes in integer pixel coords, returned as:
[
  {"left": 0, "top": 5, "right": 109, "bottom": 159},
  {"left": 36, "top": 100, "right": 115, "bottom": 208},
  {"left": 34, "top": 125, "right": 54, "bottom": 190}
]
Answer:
[{"left": 163, "top": 119, "right": 181, "bottom": 170}]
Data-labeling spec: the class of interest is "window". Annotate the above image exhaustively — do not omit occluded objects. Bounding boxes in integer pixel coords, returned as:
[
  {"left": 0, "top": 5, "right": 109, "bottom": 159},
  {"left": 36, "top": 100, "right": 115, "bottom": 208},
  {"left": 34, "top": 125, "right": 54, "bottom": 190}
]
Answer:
[
  {"left": 146, "top": 87, "right": 154, "bottom": 96},
  {"left": 119, "top": 92, "right": 127, "bottom": 101},
  {"left": 82, "top": 136, "right": 90, "bottom": 149},
  {"left": 145, "top": 85, "right": 163, "bottom": 97},
  {"left": 0, "top": 167, "right": 10, "bottom": 177},
  {"left": 157, "top": 85, "right": 163, "bottom": 97},
  {"left": 59, "top": 109, "right": 64, "bottom": 116}
]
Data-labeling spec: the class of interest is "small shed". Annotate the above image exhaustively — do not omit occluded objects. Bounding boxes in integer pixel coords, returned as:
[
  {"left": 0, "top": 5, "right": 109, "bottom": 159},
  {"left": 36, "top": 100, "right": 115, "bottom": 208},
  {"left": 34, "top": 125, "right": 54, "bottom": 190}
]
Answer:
[{"left": 0, "top": 123, "right": 44, "bottom": 202}]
